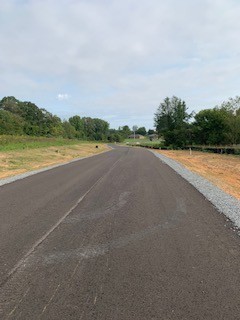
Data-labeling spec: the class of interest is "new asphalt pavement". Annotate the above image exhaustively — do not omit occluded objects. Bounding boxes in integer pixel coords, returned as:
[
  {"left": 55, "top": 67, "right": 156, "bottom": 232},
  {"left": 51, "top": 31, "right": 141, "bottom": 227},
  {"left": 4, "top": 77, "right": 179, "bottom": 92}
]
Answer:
[{"left": 1, "top": 146, "right": 240, "bottom": 319}]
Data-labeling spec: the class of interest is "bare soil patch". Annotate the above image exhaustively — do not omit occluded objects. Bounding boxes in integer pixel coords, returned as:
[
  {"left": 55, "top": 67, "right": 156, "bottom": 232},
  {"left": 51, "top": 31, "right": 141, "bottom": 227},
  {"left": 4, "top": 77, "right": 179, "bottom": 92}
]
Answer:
[
  {"left": 0, "top": 143, "right": 109, "bottom": 179},
  {"left": 155, "top": 150, "right": 240, "bottom": 200}
]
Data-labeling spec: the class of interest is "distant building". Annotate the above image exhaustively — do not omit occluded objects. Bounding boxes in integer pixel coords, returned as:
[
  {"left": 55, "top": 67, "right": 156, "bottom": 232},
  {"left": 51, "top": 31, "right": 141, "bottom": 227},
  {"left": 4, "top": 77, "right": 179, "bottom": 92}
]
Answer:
[
  {"left": 128, "top": 134, "right": 145, "bottom": 139},
  {"left": 148, "top": 134, "right": 158, "bottom": 141}
]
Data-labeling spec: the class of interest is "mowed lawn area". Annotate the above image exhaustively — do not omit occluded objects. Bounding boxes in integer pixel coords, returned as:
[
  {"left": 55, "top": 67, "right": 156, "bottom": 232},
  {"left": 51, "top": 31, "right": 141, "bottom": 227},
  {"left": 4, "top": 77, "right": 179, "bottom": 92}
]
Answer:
[
  {"left": 155, "top": 149, "right": 240, "bottom": 200},
  {"left": 0, "top": 136, "right": 109, "bottom": 179}
]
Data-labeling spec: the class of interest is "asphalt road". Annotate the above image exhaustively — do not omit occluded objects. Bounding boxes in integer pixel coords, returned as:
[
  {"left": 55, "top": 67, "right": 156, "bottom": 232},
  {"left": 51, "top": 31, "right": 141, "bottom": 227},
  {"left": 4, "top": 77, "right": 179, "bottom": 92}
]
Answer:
[{"left": 1, "top": 146, "right": 240, "bottom": 319}]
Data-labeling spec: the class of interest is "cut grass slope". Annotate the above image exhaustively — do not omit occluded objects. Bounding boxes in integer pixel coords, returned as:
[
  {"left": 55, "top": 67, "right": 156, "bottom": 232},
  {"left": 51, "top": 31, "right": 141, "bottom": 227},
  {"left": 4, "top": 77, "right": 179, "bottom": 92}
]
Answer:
[
  {"left": 0, "top": 136, "right": 109, "bottom": 179},
  {"left": 0, "top": 135, "right": 89, "bottom": 151}
]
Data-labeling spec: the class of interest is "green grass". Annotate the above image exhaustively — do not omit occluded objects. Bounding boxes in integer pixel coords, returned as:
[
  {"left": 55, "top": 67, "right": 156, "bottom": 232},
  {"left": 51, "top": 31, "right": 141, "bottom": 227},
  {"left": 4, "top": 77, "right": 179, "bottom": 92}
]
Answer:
[
  {"left": 124, "top": 138, "right": 148, "bottom": 143},
  {"left": 0, "top": 135, "right": 93, "bottom": 152},
  {"left": 124, "top": 138, "right": 163, "bottom": 149}
]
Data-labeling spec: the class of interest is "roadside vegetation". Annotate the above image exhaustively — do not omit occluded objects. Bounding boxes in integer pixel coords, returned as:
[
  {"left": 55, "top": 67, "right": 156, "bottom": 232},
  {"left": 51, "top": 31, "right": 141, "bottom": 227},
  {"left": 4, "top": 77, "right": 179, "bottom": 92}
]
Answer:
[
  {"left": 125, "top": 95, "right": 240, "bottom": 154},
  {"left": 0, "top": 96, "right": 144, "bottom": 143},
  {"left": 1, "top": 94, "right": 240, "bottom": 182},
  {"left": 0, "top": 96, "right": 110, "bottom": 141},
  {"left": 0, "top": 138, "right": 109, "bottom": 179},
  {"left": 154, "top": 95, "right": 240, "bottom": 148},
  {"left": 125, "top": 138, "right": 163, "bottom": 149},
  {"left": 1, "top": 95, "right": 240, "bottom": 148},
  {"left": 0, "top": 96, "right": 133, "bottom": 179},
  {"left": 0, "top": 135, "right": 85, "bottom": 151}
]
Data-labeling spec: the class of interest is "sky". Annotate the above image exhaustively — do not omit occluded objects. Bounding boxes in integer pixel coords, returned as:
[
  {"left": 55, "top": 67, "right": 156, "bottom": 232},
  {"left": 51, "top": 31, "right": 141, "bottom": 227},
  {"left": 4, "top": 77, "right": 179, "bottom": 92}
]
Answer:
[{"left": 1, "top": 0, "right": 240, "bottom": 129}]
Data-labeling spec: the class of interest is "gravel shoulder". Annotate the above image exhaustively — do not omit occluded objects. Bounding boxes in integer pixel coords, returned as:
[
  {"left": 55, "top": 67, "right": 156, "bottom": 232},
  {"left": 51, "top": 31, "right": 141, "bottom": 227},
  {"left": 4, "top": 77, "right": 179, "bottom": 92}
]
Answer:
[
  {"left": 155, "top": 149, "right": 240, "bottom": 199},
  {"left": 152, "top": 150, "right": 240, "bottom": 230}
]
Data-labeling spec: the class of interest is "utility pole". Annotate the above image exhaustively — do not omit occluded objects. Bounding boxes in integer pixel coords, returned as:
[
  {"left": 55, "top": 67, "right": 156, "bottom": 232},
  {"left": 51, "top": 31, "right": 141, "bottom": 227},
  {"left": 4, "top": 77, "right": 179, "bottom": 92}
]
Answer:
[{"left": 132, "top": 125, "right": 138, "bottom": 140}]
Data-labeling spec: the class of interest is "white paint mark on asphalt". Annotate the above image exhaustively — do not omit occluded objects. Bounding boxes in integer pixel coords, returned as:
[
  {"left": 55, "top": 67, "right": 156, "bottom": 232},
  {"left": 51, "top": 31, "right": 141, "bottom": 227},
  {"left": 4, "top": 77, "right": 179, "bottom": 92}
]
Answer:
[
  {"left": 40, "top": 284, "right": 61, "bottom": 317},
  {"left": 70, "top": 261, "right": 81, "bottom": 280},
  {"left": 7, "top": 287, "right": 30, "bottom": 318}
]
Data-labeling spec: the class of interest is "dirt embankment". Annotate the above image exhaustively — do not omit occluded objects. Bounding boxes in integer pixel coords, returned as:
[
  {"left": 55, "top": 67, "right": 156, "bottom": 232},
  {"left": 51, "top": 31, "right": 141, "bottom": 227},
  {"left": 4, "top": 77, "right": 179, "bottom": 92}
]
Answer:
[
  {"left": 0, "top": 143, "right": 109, "bottom": 179},
  {"left": 156, "top": 150, "right": 240, "bottom": 200}
]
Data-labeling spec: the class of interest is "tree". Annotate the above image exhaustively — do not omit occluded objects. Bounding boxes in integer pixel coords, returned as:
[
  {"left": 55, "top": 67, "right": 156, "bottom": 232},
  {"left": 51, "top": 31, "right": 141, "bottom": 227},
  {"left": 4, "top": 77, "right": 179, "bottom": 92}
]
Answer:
[
  {"left": 62, "top": 121, "right": 76, "bottom": 139},
  {"left": 107, "top": 129, "right": 124, "bottom": 142},
  {"left": 119, "top": 125, "right": 131, "bottom": 138},
  {"left": 0, "top": 110, "right": 25, "bottom": 135},
  {"left": 154, "top": 96, "right": 192, "bottom": 146},
  {"left": 82, "top": 117, "right": 95, "bottom": 140},
  {"left": 0, "top": 96, "right": 21, "bottom": 114},
  {"left": 81, "top": 117, "right": 109, "bottom": 140},
  {"left": 136, "top": 127, "right": 147, "bottom": 136},
  {"left": 92, "top": 118, "right": 109, "bottom": 141},
  {"left": 39, "top": 109, "right": 63, "bottom": 137},
  {"left": 148, "top": 129, "right": 155, "bottom": 135},
  {"left": 69, "top": 115, "right": 84, "bottom": 138},
  {"left": 193, "top": 108, "right": 229, "bottom": 145},
  {"left": 218, "top": 97, "right": 240, "bottom": 144},
  {"left": 0, "top": 96, "right": 63, "bottom": 137}
]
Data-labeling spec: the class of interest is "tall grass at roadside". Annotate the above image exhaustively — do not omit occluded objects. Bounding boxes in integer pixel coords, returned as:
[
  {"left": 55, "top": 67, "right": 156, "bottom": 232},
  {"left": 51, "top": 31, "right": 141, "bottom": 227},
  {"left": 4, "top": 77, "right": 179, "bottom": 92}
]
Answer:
[
  {"left": 124, "top": 138, "right": 163, "bottom": 149},
  {"left": 124, "top": 138, "right": 148, "bottom": 144},
  {"left": 0, "top": 135, "right": 95, "bottom": 152}
]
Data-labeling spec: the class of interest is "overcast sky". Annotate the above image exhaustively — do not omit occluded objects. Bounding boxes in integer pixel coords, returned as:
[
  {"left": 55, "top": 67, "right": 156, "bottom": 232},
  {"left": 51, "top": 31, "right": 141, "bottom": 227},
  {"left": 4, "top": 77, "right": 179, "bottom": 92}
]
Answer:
[{"left": 1, "top": 0, "right": 240, "bottom": 129}]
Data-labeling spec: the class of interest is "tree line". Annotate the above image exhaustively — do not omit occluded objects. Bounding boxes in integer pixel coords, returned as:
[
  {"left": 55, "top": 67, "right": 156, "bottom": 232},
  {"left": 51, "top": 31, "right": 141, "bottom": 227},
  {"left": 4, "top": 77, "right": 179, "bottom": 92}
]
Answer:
[
  {"left": 154, "top": 96, "right": 240, "bottom": 147},
  {"left": 0, "top": 96, "right": 127, "bottom": 142},
  {"left": 0, "top": 96, "right": 155, "bottom": 142},
  {"left": 2, "top": 95, "right": 238, "bottom": 146}
]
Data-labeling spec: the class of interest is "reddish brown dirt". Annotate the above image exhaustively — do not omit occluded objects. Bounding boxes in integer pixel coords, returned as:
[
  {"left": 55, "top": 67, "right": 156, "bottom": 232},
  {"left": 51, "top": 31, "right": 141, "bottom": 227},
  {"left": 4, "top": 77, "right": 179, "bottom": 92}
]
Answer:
[{"left": 155, "top": 150, "right": 240, "bottom": 200}]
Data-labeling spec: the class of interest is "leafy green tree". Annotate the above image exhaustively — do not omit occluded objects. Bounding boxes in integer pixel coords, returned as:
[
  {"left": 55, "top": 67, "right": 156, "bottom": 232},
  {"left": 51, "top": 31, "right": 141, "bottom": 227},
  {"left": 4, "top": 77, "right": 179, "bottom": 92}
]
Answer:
[
  {"left": 0, "top": 110, "right": 25, "bottom": 135},
  {"left": 39, "top": 109, "right": 63, "bottom": 137},
  {"left": 148, "top": 129, "right": 155, "bottom": 135},
  {"left": 62, "top": 121, "right": 77, "bottom": 139},
  {"left": 107, "top": 129, "right": 124, "bottom": 142},
  {"left": 218, "top": 97, "right": 240, "bottom": 144},
  {"left": 0, "top": 96, "right": 21, "bottom": 114},
  {"left": 193, "top": 108, "right": 228, "bottom": 145},
  {"left": 93, "top": 118, "right": 109, "bottom": 140},
  {"left": 0, "top": 96, "right": 136, "bottom": 143},
  {"left": 0, "top": 96, "right": 64, "bottom": 137},
  {"left": 154, "top": 96, "right": 192, "bottom": 146},
  {"left": 119, "top": 125, "right": 131, "bottom": 138},
  {"left": 136, "top": 127, "right": 147, "bottom": 136},
  {"left": 82, "top": 117, "right": 95, "bottom": 140},
  {"left": 69, "top": 115, "right": 84, "bottom": 139}
]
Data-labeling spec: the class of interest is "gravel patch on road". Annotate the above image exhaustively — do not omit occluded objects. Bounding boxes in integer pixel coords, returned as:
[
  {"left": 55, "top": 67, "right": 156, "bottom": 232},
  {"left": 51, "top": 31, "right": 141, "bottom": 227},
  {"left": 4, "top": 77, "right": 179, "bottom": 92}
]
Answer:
[{"left": 152, "top": 150, "right": 240, "bottom": 229}]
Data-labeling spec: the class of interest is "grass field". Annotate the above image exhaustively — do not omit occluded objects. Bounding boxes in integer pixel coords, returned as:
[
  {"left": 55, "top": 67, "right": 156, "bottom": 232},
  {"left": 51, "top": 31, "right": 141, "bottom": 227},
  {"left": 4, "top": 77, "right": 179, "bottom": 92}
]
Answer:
[
  {"left": 0, "top": 135, "right": 88, "bottom": 151},
  {"left": 124, "top": 138, "right": 148, "bottom": 144},
  {"left": 0, "top": 135, "right": 109, "bottom": 179},
  {"left": 124, "top": 138, "right": 163, "bottom": 148},
  {"left": 155, "top": 149, "right": 240, "bottom": 200}
]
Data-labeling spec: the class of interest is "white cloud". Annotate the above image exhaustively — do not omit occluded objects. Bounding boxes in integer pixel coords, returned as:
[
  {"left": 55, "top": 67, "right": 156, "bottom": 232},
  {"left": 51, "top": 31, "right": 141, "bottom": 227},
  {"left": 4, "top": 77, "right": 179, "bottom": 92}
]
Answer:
[{"left": 57, "top": 93, "right": 69, "bottom": 101}]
